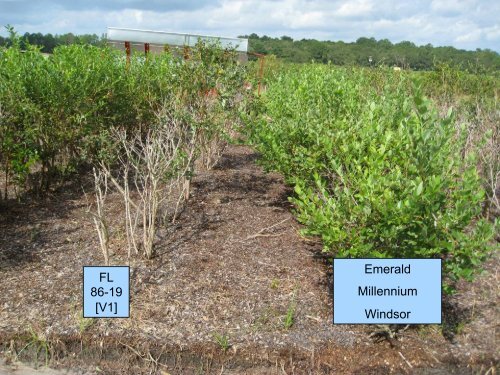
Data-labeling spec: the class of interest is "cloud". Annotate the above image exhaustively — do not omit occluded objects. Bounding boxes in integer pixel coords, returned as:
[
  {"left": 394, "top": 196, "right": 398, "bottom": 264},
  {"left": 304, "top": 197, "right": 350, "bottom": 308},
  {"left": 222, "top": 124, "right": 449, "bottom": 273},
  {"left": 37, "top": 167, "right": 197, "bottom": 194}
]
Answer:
[
  {"left": 484, "top": 25, "right": 500, "bottom": 41},
  {"left": 1, "top": 0, "right": 214, "bottom": 13},
  {"left": 455, "top": 29, "right": 482, "bottom": 43},
  {"left": 430, "top": 0, "right": 475, "bottom": 17},
  {"left": 337, "top": 0, "right": 373, "bottom": 18},
  {"left": 0, "top": 0, "right": 498, "bottom": 51}
]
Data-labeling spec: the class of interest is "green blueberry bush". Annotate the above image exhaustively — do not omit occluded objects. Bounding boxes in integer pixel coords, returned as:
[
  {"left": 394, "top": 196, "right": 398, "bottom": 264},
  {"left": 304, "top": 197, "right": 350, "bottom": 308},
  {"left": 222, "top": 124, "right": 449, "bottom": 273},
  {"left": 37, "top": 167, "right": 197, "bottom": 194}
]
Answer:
[
  {"left": 248, "top": 64, "right": 496, "bottom": 287},
  {"left": 0, "top": 29, "right": 247, "bottom": 197}
]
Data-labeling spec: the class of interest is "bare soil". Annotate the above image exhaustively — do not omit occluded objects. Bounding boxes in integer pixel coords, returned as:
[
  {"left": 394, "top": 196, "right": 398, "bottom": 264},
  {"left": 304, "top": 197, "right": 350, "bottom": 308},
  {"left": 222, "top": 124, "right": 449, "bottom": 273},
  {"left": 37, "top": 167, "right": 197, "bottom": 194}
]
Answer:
[{"left": 0, "top": 145, "right": 498, "bottom": 374}]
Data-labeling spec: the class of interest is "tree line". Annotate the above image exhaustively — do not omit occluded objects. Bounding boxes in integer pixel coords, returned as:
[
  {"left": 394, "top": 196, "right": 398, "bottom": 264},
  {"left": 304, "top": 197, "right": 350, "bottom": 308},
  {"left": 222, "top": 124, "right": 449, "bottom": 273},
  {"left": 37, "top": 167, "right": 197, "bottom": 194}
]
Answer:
[
  {"left": 1, "top": 29, "right": 499, "bottom": 71},
  {"left": 242, "top": 34, "right": 500, "bottom": 72},
  {"left": 0, "top": 30, "right": 103, "bottom": 53}
]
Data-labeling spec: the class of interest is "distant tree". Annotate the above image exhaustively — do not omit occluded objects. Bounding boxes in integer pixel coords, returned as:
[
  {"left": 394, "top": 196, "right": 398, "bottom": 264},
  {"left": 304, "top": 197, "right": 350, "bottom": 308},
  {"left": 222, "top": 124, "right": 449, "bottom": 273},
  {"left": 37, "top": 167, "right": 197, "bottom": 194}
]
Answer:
[
  {"left": 377, "top": 39, "right": 392, "bottom": 49},
  {"left": 2, "top": 29, "right": 498, "bottom": 71},
  {"left": 246, "top": 33, "right": 500, "bottom": 71},
  {"left": 0, "top": 30, "right": 103, "bottom": 53},
  {"left": 356, "top": 37, "right": 377, "bottom": 47}
]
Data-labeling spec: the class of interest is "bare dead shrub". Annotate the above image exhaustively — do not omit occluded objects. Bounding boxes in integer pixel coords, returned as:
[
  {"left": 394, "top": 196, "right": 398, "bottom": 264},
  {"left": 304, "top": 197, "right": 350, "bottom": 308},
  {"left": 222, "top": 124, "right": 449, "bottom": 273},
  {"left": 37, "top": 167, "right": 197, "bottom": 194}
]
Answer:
[
  {"left": 475, "top": 105, "right": 499, "bottom": 217},
  {"left": 87, "top": 168, "right": 110, "bottom": 265},
  {"left": 97, "top": 108, "right": 196, "bottom": 260},
  {"left": 453, "top": 101, "right": 499, "bottom": 218},
  {"left": 194, "top": 89, "right": 238, "bottom": 171}
]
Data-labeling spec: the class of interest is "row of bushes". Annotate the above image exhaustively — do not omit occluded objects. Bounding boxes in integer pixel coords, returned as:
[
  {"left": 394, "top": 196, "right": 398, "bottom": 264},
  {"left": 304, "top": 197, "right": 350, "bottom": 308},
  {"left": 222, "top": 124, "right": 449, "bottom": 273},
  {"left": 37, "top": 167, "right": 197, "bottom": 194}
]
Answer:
[
  {"left": 247, "top": 64, "right": 497, "bottom": 288},
  {"left": 0, "top": 31, "right": 247, "bottom": 197}
]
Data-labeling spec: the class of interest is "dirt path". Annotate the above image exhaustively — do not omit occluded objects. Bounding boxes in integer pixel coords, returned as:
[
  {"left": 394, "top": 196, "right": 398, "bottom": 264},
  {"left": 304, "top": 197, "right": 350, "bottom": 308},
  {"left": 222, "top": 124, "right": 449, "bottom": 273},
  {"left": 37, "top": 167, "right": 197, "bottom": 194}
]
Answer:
[{"left": 0, "top": 145, "right": 498, "bottom": 374}]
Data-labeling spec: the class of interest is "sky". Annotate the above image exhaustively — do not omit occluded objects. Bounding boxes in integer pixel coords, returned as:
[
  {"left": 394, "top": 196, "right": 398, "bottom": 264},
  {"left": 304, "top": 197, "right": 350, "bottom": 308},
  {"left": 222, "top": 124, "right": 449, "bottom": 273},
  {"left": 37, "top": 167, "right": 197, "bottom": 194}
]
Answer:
[{"left": 0, "top": 0, "right": 499, "bottom": 51}]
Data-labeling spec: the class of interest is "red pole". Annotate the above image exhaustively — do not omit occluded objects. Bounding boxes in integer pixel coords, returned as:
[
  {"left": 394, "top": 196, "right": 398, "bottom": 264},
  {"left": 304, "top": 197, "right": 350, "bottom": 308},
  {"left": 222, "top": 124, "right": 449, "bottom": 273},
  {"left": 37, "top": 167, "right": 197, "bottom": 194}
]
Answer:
[
  {"left": 125, "top": 41, "right": 131, "bottom": 66},
  {"left": 248, "top": 52, "right": 266, "bottom": 96},
  {"left": 144, "top": 43, "right": 150, "bottom": 56},
  {"left": 183, "top": 45, "right": 190, "bottom": 60}
]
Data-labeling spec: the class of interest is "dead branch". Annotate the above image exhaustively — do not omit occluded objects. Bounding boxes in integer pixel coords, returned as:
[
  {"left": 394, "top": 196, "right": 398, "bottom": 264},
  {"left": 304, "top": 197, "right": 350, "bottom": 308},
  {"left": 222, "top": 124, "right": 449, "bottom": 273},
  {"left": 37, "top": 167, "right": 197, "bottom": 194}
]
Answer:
[
  {"left": 89, "top": 167, "right": 110, "bottom": 265},
  {"left": 244, "top": 217, "right": 291, "bottom": 241}
]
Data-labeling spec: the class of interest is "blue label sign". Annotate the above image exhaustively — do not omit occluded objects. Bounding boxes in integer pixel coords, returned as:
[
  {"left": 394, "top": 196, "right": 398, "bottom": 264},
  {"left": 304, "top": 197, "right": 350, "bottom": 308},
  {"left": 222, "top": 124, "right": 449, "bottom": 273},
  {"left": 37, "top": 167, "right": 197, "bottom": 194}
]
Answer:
[
  {"left": 333, "top": 259, "right": 441, "bottom": 324},
  {"left": 83, "top": 266, "right": 130, "bottom": 318}
]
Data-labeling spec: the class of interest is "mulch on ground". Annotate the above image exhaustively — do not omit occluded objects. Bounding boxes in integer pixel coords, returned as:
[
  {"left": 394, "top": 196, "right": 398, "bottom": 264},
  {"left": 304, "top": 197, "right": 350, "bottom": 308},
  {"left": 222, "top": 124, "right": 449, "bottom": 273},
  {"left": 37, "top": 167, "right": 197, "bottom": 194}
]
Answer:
[{"left": 0, "top": 145, "right": 498, "bottom": 374}]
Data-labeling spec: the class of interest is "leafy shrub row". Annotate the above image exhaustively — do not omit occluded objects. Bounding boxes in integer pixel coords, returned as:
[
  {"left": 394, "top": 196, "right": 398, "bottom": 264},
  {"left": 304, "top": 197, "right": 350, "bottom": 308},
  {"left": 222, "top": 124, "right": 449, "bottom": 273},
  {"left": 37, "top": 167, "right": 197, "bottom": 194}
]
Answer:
[
  {"left": 248, "top": 64, "right": 496, "bottom": 288},
  {"left": 0, "top": 31, "right": 247, "bottom": 197}
]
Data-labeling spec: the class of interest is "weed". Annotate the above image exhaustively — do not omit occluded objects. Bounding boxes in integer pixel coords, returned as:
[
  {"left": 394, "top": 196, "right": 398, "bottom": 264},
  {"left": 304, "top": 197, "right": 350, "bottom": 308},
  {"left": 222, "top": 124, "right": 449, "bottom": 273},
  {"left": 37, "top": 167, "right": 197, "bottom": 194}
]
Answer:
[
  {"left": 69, "top": 298, "right": 96, "bottom": 334},
  {"left": 77, "top": 312, "right": 96, "bottom": 334},
  {"left": 417, "top": 325, "right": 437, "bottom": 338},
  {"left": 213, "top": 332, "right": 231, "bottom": 352},
  {"left": 17, "top": 326, "right": 51, "bottom": 368},
  {"left": 270, "top": 278, "right": 280, "bottom": 289},
  {"left": 455, "top": 322, "right": 466, "bottom": 335},
  {"left": 283, "top": 288, "right": 298, "bottom": 330}
]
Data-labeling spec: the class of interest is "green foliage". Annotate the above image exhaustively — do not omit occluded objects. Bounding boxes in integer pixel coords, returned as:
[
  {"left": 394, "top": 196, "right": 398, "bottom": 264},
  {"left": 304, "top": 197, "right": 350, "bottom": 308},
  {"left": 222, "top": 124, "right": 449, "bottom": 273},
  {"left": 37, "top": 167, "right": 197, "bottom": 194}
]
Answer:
[
  {"left": 283, "top": 289, "right": 297, "bottom": 330},
  {"left": 0, "top": 35, "right": 247, "bottom": 196},
  {"left": 4, "top": 29, "right": 499, "bottom": 71},
  {"left": 77, "top": 313, "right": 96, "bottom": 334},
  {"left": 16, "top": 326, "right": 52, "bottom": 367},
  {"left": 213, "top": 332, "right": 231, "bottom": 352},
  {"left": 0, "top": 29, "right": 103, "bottom": 52},
  {"left": 248, "top": 64, "right": 496, "bottom": 287},
  {"left": 242, "top": 34, "right": 500, "bottom": 71},
  {"left": 418, "top": 62, "right": 499, "bottom": 102}
]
